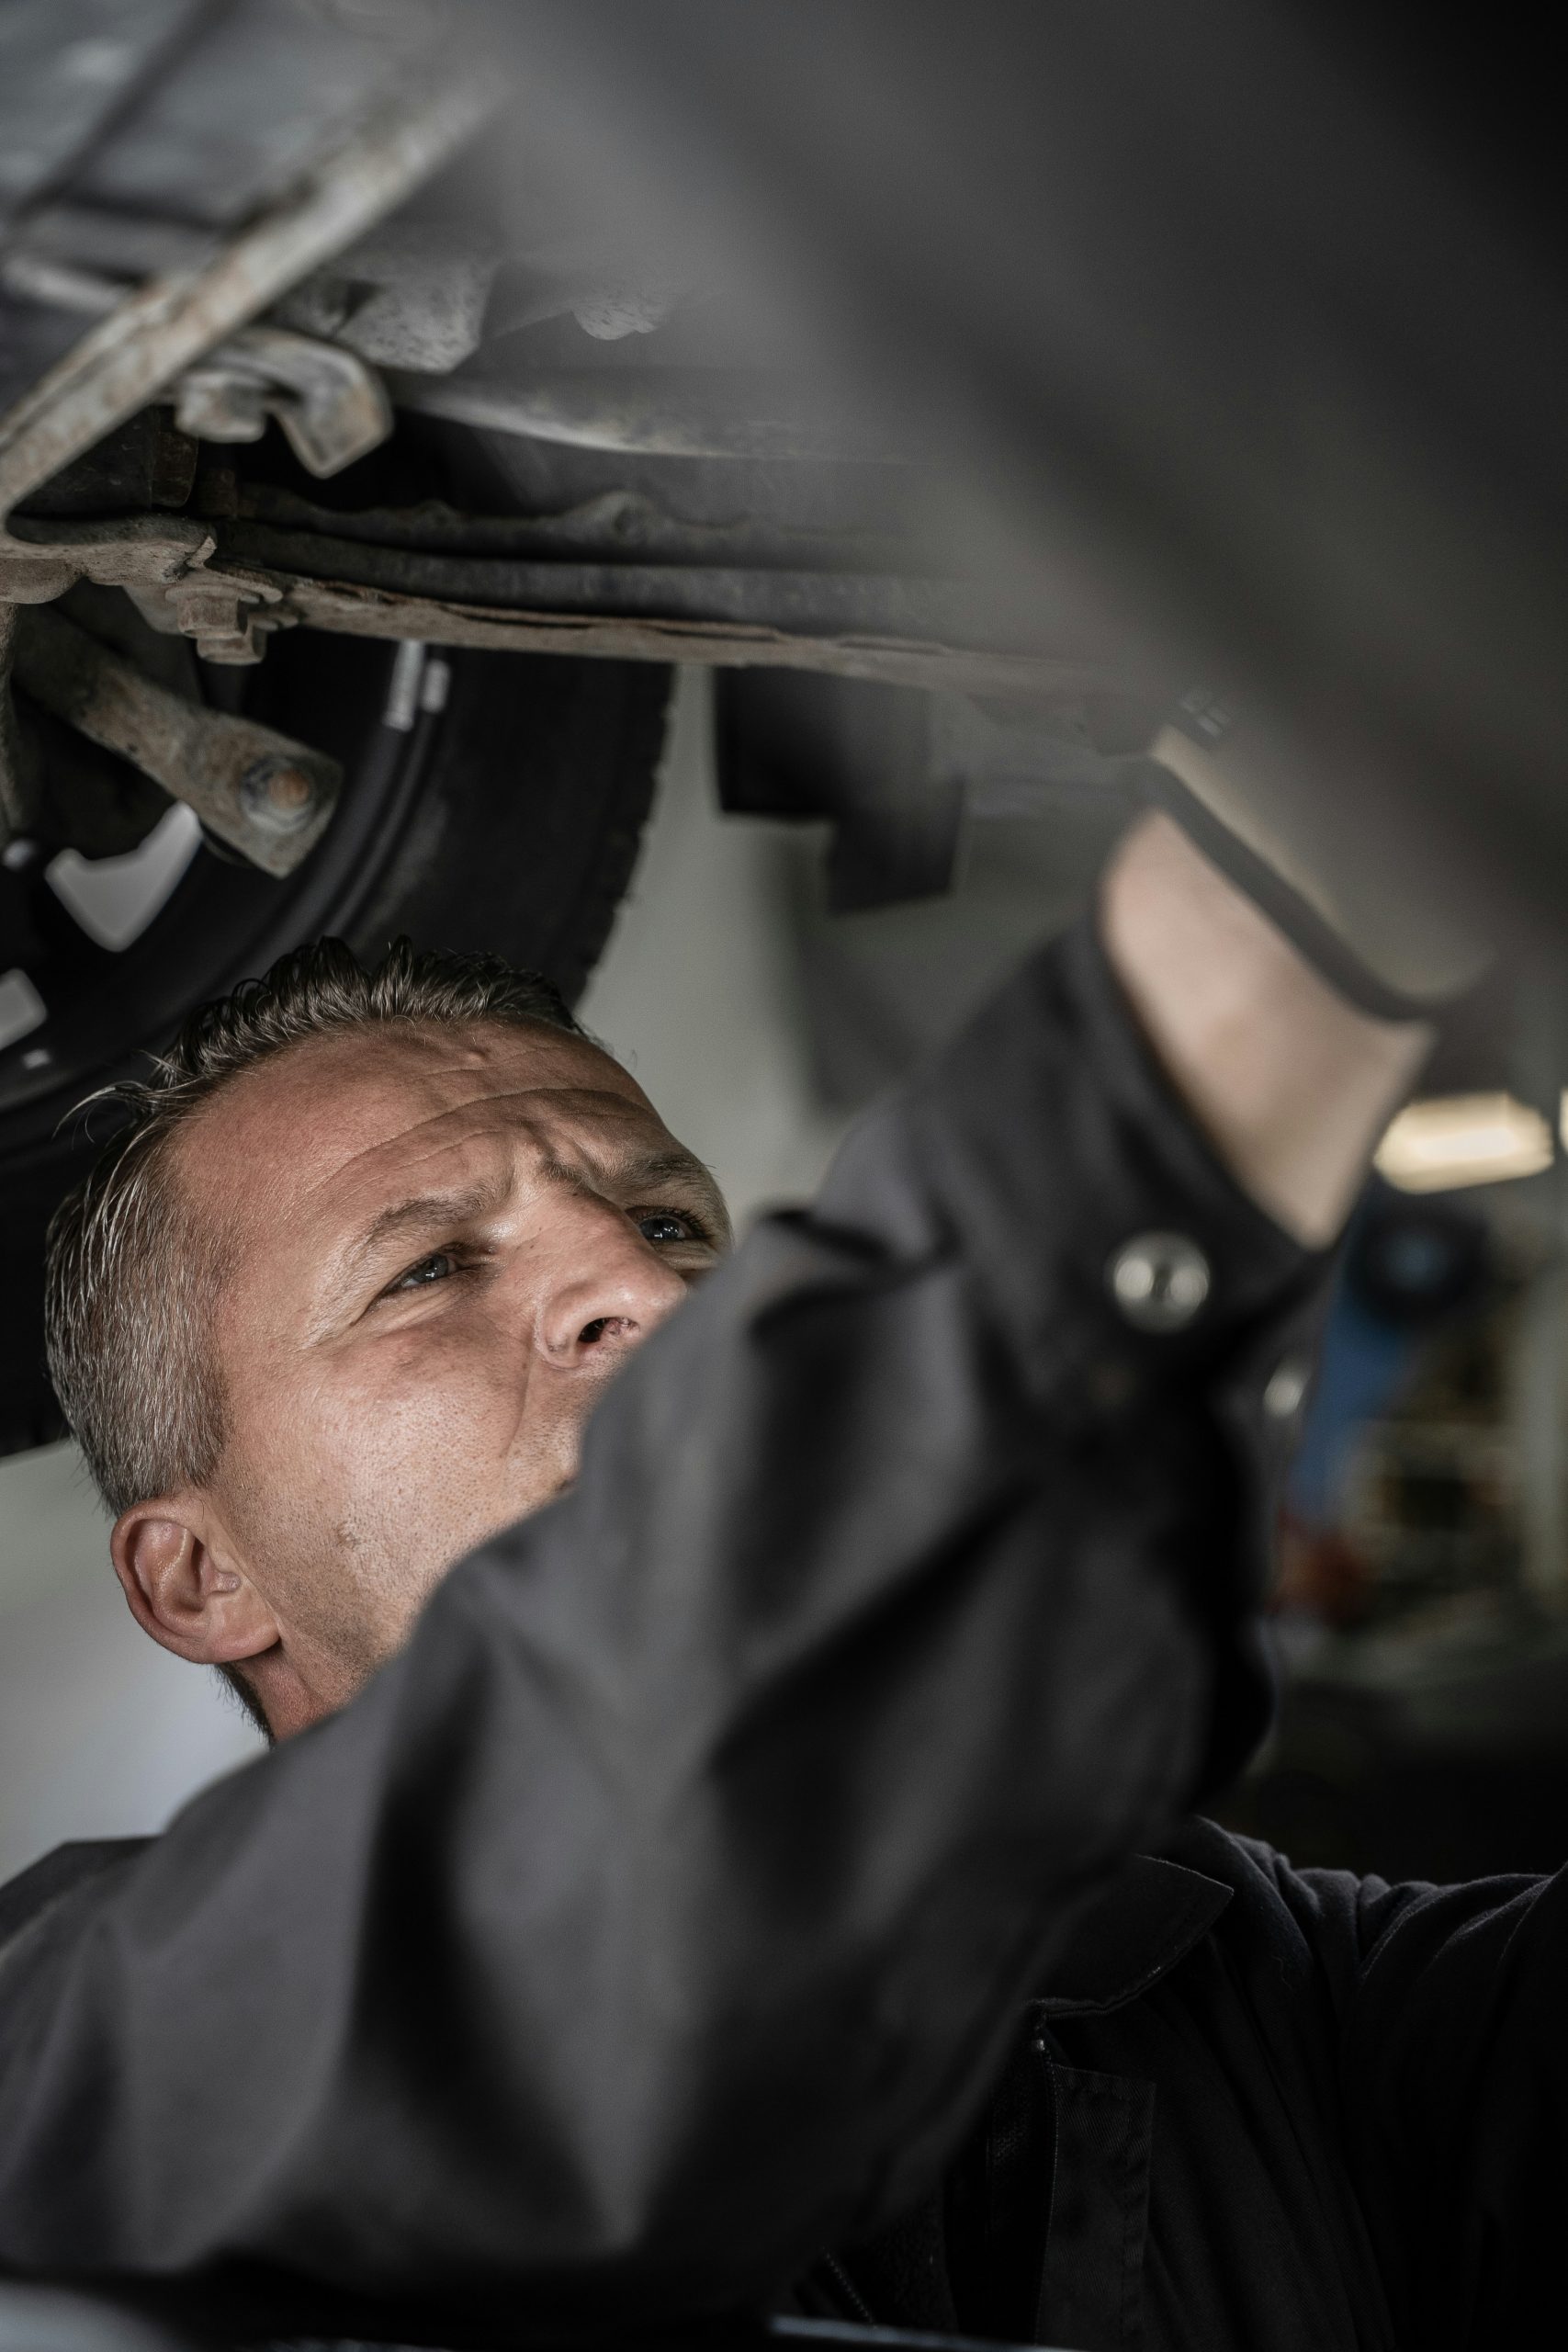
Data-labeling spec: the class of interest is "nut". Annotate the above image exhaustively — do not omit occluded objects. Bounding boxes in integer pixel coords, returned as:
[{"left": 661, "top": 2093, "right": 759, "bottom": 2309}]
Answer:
[{"left": 239, "top": 752, "right": 322, "bottom": 831}]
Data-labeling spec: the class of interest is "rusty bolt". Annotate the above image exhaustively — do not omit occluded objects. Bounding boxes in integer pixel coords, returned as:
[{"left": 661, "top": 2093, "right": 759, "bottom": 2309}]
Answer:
[
  {"left": 260, "top": 762, "right": 312, "bottom": 813},
  {"left": 240, "top": 752, "right": 321, "bottom": 831},
  {"left": 171, "top": 584, "right": 268, "bottom": 664}
]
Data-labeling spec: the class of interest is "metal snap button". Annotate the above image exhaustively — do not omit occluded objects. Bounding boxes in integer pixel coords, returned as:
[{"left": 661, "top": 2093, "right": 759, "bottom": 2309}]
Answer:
[{"left": 1107, "top": 1231, "right": 1211, "bottom": 1332}]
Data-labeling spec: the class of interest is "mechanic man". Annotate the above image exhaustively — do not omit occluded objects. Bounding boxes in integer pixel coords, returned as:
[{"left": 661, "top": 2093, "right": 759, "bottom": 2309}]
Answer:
[{"left": 0, "top": 750, "right": 1552, "bottom": 2349}]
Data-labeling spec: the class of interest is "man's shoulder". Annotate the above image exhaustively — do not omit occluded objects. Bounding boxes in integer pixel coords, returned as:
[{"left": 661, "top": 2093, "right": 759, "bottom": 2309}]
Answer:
[
  {"left": 0, "top": 1838, "right": 154, "bottom": 1958},
  {"left": 1148, "top": 1814, "right": 1545, "bottom": 2016},
  {"left": 1034, "top": 1815, "right": 1410, "bottom": 2025},
  {"left": 1154, "top": 1813, "right": 1391, "bottom": 1970}
]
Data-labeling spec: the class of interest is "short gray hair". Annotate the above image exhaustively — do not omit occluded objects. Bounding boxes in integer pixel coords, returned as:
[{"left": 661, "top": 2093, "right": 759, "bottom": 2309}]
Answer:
[{"left": 46, "top": 937, "right": 581, "bottom": 1519}]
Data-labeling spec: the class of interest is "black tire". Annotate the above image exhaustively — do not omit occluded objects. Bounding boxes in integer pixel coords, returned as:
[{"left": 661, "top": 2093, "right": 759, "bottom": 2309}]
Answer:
[{"left": 0, "top": 630, "right": 672, "bottom": 1458}]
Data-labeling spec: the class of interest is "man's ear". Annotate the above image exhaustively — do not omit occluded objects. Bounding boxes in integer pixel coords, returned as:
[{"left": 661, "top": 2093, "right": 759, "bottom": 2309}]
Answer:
[{"left": 110, "top": 1498, "right": 278, "bottom": 1668}]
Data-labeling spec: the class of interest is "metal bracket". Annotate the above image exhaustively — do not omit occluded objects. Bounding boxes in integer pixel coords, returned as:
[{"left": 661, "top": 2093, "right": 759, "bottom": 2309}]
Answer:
[
  {"left": 0, "top": 519, "right": 288, "bottom": 663},
  {"left": 130, "top": 571, "right": 291, "bottom": 666},
  {"left": 173, "top": 325, "right": 393, "bottom": 480}
]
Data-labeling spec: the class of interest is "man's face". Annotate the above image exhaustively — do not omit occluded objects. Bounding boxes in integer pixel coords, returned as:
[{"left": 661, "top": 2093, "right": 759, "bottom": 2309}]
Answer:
[{"left": 147, "top": 1018, "right": 728, "bottom": 1725}]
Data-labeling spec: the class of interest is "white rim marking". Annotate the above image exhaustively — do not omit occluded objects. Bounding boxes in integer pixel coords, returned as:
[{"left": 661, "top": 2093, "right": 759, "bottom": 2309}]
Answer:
[
  {"left": 46, "top": 800, "right": 203, "bottom": 953},
  {"left": 0, "top": 967, "right": 46, "bottom": 1053}
]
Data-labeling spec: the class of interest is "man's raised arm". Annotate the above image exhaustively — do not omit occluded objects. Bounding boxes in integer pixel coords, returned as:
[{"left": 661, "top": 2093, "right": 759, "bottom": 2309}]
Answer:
[{"left": 0, "top": 816, "right": 1426, "bottom": 2341}]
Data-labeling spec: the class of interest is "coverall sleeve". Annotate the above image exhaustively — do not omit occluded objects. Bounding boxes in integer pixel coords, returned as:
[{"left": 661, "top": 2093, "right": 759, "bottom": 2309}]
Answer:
[
  {"left": 0, "top": 924, "right": 1321, "bottom": 2341},
  {"left": 1257, "top": 1841, "right": 1568, "bottom": 2345}
]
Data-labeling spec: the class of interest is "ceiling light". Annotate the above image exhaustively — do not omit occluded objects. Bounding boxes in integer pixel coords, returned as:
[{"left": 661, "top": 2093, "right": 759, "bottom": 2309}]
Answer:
[{"left": 1375, "top": 1093, "right": 1553, "bottom": 1193}]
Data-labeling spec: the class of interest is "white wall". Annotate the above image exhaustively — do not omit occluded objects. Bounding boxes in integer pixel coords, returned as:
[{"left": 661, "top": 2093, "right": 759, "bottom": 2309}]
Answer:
[
  {"left": 0, "top": 1442, "right": 263, "bottom": 1884},
  {"left": 580, "top": 666, "right": 852, "bottom": 1226}
]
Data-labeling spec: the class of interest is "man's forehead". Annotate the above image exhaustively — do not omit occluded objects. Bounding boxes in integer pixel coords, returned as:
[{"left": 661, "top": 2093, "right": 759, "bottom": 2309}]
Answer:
[{"left": 177, "top": 1019, "right": 655, "bottom": 1229}]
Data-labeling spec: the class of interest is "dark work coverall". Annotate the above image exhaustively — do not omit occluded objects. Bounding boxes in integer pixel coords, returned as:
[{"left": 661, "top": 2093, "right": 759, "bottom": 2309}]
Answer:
[{"left": 0, "top": 930, "right": 1558, "bottom": 2350}]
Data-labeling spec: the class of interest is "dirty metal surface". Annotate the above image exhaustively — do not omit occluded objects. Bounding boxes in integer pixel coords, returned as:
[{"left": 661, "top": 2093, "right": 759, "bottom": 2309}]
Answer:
[
  {"left": 273, "top": 220, "right": 504, "bottom": 375},
  {"left": 0, "top": 0, "right": 203, "bottom": 234},
  {"left": 234, "top": 566, "right": 1095, "bottom": 698},
  {"left": 198, "top": 480, "right": 922, "bottom": 573},
  {"left": 0, "top": 509, "right": 1096, "bottom": 696},
  {"left": 385, "top": 368, "right": 907, "bottom": 463},
  {"left": 0, "top": 71, "right": 496, "bottom": 533},
  {"left": 207, "top": 522, "right": 1031, "bottom": 644}
]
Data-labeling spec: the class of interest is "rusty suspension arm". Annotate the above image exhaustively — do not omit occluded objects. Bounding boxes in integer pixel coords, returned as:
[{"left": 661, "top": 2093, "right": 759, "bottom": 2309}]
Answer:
[{"left": 10, "top": 606, "right": 339, "bottom": 876}]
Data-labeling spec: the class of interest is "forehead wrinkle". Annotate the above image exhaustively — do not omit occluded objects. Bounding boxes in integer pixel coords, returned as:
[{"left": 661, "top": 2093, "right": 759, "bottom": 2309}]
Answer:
[
  {"left": 295, "top": 1080, "right": 650, "bottom": 1208},
  {"left": 186, "top": 1007, "right": 647, "bottom": 1198}
]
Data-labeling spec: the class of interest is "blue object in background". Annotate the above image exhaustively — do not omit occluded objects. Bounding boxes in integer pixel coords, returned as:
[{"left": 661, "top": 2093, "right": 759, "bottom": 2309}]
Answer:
[
  {"left": 1288, "top": 1183, "right": 1489, "bottom": 1527},
  {"left": 1288, "top": 1278, "right": 1421, "bottom": 1524}
]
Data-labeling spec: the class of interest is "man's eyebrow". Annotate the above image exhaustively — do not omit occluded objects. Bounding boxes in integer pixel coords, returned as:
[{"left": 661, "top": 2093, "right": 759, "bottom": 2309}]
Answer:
[
  {"left": 356, "top": 1182, "right": 505, "bottom": 1256},
  {"left": 596, "top": 1144, "right": 731, "bottom": 1237},
  {"left": 319, "top": 1182, "right": 508, "bottom": 1315}
]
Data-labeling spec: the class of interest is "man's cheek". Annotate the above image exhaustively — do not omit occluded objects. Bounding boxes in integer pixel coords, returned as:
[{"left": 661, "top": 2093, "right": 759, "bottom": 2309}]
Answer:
[
  {"left": 311, "top": 1325, "right": 504, "bottom": 1445},
  {"left": 229, "top": 1363, "right": 442, "bottom": 1539}
]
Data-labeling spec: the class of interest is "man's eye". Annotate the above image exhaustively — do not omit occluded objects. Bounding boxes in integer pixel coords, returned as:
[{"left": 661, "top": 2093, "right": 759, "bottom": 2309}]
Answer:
[
  {"left": 637, "top": 1211, "right": 699, "bottom": 1245},
  {"left": 386, "top": 1250, "right": 459, "bottom": 1294}
]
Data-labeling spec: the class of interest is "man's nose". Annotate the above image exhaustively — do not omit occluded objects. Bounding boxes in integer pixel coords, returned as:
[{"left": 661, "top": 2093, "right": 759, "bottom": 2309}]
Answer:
[{"left": 535, "top": 1204, "right": 691, "bottom": 1371}]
